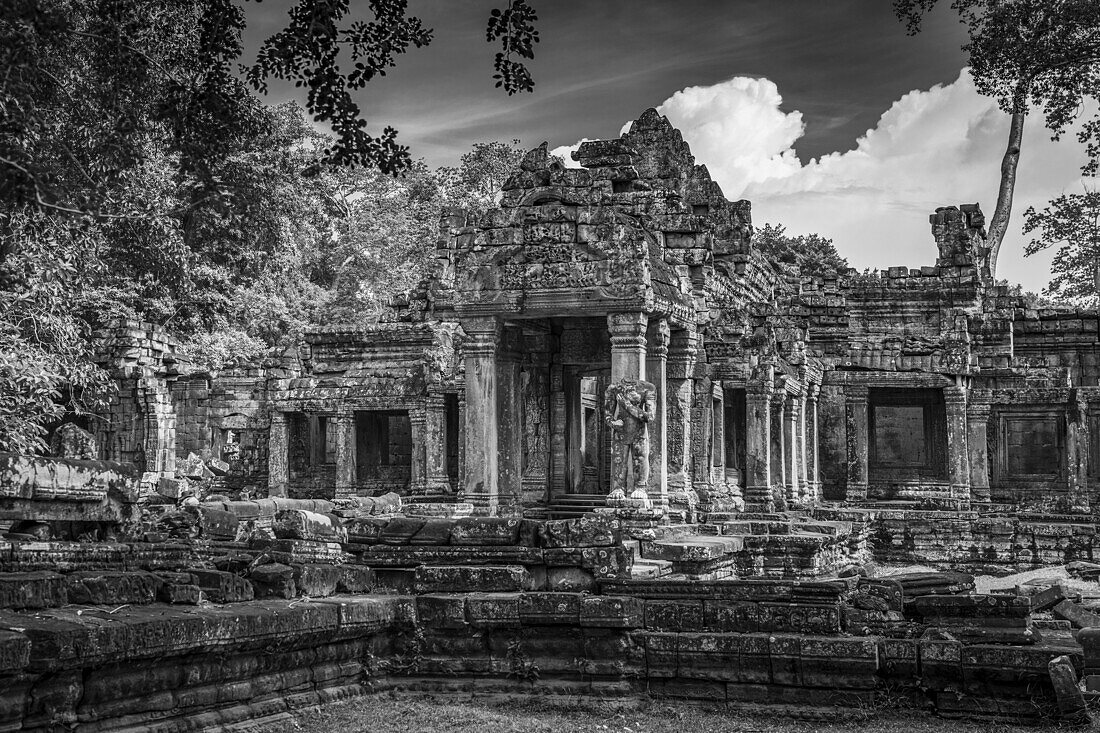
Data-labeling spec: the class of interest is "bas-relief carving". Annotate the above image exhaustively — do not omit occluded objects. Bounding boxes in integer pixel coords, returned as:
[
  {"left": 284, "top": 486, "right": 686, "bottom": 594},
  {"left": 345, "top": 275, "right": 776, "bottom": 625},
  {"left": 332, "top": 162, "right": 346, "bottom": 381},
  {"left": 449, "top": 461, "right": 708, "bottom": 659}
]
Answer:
[{"left": 520, "top": 367, "right": 549, "bottom": 479}]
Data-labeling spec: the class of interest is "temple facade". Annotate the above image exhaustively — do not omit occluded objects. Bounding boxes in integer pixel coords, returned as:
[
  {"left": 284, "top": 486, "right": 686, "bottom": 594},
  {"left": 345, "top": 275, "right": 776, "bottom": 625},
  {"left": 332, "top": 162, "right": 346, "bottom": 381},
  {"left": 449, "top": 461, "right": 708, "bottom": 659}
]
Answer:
[{"left": 86, "top": 109, "right": 1100, "bottom": 521}]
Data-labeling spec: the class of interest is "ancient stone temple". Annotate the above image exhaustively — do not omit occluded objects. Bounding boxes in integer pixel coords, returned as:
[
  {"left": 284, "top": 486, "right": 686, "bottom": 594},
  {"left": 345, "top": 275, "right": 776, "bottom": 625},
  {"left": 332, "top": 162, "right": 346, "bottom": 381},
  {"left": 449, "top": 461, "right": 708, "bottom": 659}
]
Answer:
[
  {"left": 5, "top": 109, "right": 1100, "bottom": 729},
  {"left": 80, "top": 108, "right": 1100, "bottom": 526}
]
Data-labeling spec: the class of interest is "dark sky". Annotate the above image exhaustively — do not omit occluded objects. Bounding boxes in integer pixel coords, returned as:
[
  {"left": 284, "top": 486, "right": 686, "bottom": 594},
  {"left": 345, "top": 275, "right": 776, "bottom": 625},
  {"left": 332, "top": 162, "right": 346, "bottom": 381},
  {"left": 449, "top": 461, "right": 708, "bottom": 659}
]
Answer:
[{"left": 243, "top": 0, "right": 970, "bottom": 167}]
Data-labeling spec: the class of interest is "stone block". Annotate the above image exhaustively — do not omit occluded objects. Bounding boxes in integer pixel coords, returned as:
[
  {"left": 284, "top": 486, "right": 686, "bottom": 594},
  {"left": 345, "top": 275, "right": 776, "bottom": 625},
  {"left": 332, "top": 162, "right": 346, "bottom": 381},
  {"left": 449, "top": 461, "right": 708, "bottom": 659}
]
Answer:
[
  {"left": 337, "top": 565, "right": 375, "bottom": 593},
  {"left": 187, "top": 569, "right": 254, "bottom": 603},
  {"left": 545, "top": 566, "right": 596, "bottom": 592},
  {"left": 417, "top": 594, "right": 468, "bottom": 629},
  {"left": 409, "top": 519, "right": 457, "bottom": 545},
  {"left": 540, "top": 515, "right": 619, "bottom": 548},
  {"left": 158, "top": 581, "right": 201, "bottom": 605},
  {"left": 191, "top": 506, "right": 239, "bottom": 541},
  {"left": 644, "top": 600, "right": 703, "bottom": 631},
  {"left": 344, "top": 517, "right": 388, "bottom": 544},
  {"left": 157, "top": 476, "right": 184, "bottom": 499},
  {"left": 0, "top": 571, "right": 67, "bottom": 609},
  {"left": 293, "top": 564, "right": 340, "bottom": 597},
  {"left": 518, "top": 592, "right": 581, "bottom": 625},
  {"left": 273, "top": 510, "right": 347, "bottom": 543},
  {"left": 449, "top": 518, "right": 521, "bottom": 546},
  {"left": 64, "top": 571, "right": 162, "bottom": 606},
  {"left": 1049, "top": 655, "right": 1090, "bottom": 724},
  {"left": 466, "top": 592, "right": 522, "bottom": 628},
  {"left": 579, "top": 595, "right": 643, "bottom": 628},
  {"left": 379, "top": 517, "right": 426, "bottom": 545},
  {"left": 0, "top": 628, "right": 30, "bottom": 671},
  {"left": 800, "top": 636, "right": 881, "bottom": 688},
  {"left": 675, "top": 632, "right": 741, "bottom": 682},
  {"left": 1055, "top": 599, "right": 1100, "bottom": 629},
  {"left": 250, "top": 563, "right": 297, "bottom": 599},
  {"left": 414, "top": 565, "right": 533, "bottom": 593}
]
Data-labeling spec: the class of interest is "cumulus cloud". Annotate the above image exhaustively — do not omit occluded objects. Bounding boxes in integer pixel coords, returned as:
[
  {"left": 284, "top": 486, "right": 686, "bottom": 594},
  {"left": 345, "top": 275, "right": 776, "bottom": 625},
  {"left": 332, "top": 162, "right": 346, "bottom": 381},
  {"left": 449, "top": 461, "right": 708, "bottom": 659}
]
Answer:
[{"left": 552, "top": 69, "right": 1095, "bottom": 292}]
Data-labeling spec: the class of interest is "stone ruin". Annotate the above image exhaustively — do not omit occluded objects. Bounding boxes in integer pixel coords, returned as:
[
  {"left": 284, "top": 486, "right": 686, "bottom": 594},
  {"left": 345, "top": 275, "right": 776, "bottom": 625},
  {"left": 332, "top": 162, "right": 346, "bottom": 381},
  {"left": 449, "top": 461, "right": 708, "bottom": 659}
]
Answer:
[{"left": 3, "top": 108, "right": 1100, "bottom": 729}]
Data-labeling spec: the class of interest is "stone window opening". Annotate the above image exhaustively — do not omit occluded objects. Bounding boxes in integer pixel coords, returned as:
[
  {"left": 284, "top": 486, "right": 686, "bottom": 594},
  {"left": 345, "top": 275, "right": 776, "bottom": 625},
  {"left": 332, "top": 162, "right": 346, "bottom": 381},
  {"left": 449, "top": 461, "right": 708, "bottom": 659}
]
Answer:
[
  {"left": 867, "top": 388, "right": 947, "bottom": 482},
  {"left": 692, "top": 204, "right": 710, "bottom": 217},
  {"left": 611, "top": 180, "right": 632, "bottom": 194}
]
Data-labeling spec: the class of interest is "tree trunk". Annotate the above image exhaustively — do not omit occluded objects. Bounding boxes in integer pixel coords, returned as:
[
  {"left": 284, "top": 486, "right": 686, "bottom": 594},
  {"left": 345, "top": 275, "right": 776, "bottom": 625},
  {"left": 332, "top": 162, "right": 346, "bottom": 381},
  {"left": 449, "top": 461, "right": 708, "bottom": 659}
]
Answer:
[{"left": 986, "top": 103, "right": 1027, "bottom": 276}]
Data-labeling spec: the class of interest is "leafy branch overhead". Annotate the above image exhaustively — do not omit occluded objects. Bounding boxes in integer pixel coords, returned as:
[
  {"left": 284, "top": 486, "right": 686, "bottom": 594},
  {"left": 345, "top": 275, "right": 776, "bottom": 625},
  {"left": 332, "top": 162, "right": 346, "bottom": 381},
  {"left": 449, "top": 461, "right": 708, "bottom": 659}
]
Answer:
[
  {"left": 487, "top": 0, "right": 540, "bottom": 95},
  {"left": 893, "top": 0, "right": 1100, "bottom": 273}
]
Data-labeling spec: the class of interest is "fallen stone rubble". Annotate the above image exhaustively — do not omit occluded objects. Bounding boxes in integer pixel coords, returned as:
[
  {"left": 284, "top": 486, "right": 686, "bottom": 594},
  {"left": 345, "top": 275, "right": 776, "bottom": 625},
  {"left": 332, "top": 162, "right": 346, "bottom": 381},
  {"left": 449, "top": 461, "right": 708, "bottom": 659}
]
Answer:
[{"left": 1, "top": 506, "right": 1099, "bottom": 730}]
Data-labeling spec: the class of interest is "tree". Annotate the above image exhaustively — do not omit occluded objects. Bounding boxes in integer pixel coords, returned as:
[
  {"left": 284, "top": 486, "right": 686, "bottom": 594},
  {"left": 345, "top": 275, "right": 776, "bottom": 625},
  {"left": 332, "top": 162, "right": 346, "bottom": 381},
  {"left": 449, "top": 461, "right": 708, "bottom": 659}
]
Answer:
[
  {"left": 1023, "top": 188, "right": 1100, "bottom": 302},
  {"left": 0, "top": 0, "right": 540, "bottom": 450},
  {"left": 752, "top": 223, "right": 849, "bottom": 277},
  {"left": 894, "top": 0, "right": 1100, "bottom": 273}
]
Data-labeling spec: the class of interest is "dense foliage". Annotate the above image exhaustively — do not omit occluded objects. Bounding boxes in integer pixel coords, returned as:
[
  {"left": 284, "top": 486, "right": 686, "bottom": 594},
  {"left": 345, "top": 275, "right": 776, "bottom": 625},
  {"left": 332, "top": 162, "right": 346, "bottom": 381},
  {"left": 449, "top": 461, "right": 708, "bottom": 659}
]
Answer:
[
  {"left": 0, "top": 0, "right": 537, "bottom": 452},
  {"left": 752, "top": 224, "right": 848, "bottom": 277},
  {"left": 1024, "top": 189, "right": 1100, "bottom": 302}
]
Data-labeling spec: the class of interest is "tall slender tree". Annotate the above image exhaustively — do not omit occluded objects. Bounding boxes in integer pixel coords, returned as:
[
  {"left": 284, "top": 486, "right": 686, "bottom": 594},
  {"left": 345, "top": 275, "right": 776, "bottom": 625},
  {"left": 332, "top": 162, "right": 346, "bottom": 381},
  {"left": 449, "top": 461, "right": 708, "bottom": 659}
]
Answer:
[{"left": 895, "top": 0, "right": 1100, "bottom": 274}]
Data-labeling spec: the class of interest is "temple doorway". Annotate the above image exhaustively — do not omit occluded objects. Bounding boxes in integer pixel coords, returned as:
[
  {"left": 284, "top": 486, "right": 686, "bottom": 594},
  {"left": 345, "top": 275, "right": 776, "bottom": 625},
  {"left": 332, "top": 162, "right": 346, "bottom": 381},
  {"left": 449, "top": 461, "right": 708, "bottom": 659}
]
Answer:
[{"left": 566, "top": 368, "right": 612, "bottom": 495}]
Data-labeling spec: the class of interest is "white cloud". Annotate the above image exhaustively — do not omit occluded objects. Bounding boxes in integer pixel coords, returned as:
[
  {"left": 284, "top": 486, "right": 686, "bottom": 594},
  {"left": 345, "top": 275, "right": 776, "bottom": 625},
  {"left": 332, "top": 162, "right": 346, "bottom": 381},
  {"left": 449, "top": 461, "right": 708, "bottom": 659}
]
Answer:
[{"left": 553, "top": 69, "right": 1095, "bottom": 293}]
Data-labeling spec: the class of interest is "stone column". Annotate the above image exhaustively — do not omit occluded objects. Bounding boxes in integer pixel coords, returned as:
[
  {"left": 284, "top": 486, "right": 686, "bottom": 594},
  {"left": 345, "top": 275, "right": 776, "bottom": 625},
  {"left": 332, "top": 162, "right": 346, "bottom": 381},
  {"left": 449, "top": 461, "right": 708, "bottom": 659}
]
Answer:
[
  {"left": 461, "top": 317, "right": 501, "bottom": 513},
  {"left": 966, "top": 398, "right": 991, "bottom": 505},
  {"left": 844, "top": 385, "right": 869, "bottom": 501},
  {"left": 744, "top": 373, "right": 774, "bottom": 512},
  {"left": 334, "top": 411, "right": 357, "bottom": 498},
  {"left": 496, "top": 326, "right": 524, "bottom": 515},
  {"left": 422, "top": 396, "right": 452, "bottom": 496},
  {"left": 608, "top": 312, "right": 648, "bottom": 382},
  {"left": 666, "top": 330, "right": 697, "bottom": 515},
  {"left": 807, "top": 385, "right": 821, "bottom": 503},
  {"left": 944, "top": 386, "right": 970, "bottom": 503},
  {"left": 520, "top": 331, "right": 553, "bottom": 510},
  {"left": 783, "top": 395, "right": 801, "bottom": 506},
  {"left": 268, "top": 411, "right": 289, "bottom": 498},
  {"left": 548, "top": 361, "right": 567, "bottom": 504},
  {"left": 407, "top": 409, "right": 428, "bottom": 496},
  {"left": 645, "top": 318, "right": 670, "bottom": 511}
]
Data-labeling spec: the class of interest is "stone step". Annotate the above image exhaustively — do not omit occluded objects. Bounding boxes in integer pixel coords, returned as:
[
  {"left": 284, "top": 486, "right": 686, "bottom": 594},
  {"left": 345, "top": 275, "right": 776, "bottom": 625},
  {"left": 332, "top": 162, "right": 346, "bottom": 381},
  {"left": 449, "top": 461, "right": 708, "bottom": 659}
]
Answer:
[{"left": 640, "top": 536, "right": 744, "bottom": 563}]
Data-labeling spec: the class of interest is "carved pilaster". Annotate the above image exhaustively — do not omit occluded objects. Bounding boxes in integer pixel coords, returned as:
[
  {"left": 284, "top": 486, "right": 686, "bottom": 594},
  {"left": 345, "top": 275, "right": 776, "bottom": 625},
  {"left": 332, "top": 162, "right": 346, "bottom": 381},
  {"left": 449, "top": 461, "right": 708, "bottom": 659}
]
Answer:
[
  {"left": 268, "top": 411, "right": 289, "bottom": 498},
  {"left": 666, "top": 329, "right": 697, "bottom": 492},
  {"left": 744, "top": 369, "right": 774, "bottom": 512},
  {"left": 806, "top": 384, "right": 821, "bottom": 504},
  {"left": 845, "top": 384, "right": 869, "bottom": 501},
  {"left": 334, "top": 411, "right": 357, "bottom": 498},
  {"left": 645, "top": 318, "right": 670, "bottom": 513}
]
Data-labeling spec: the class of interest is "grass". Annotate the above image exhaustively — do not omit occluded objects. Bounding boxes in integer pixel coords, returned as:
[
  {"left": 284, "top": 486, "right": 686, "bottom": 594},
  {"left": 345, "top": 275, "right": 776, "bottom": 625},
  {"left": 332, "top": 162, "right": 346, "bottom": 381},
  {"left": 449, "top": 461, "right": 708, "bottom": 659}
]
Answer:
[{"left": 249, "top": 692, "right": 1055, "bottom": 733}]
